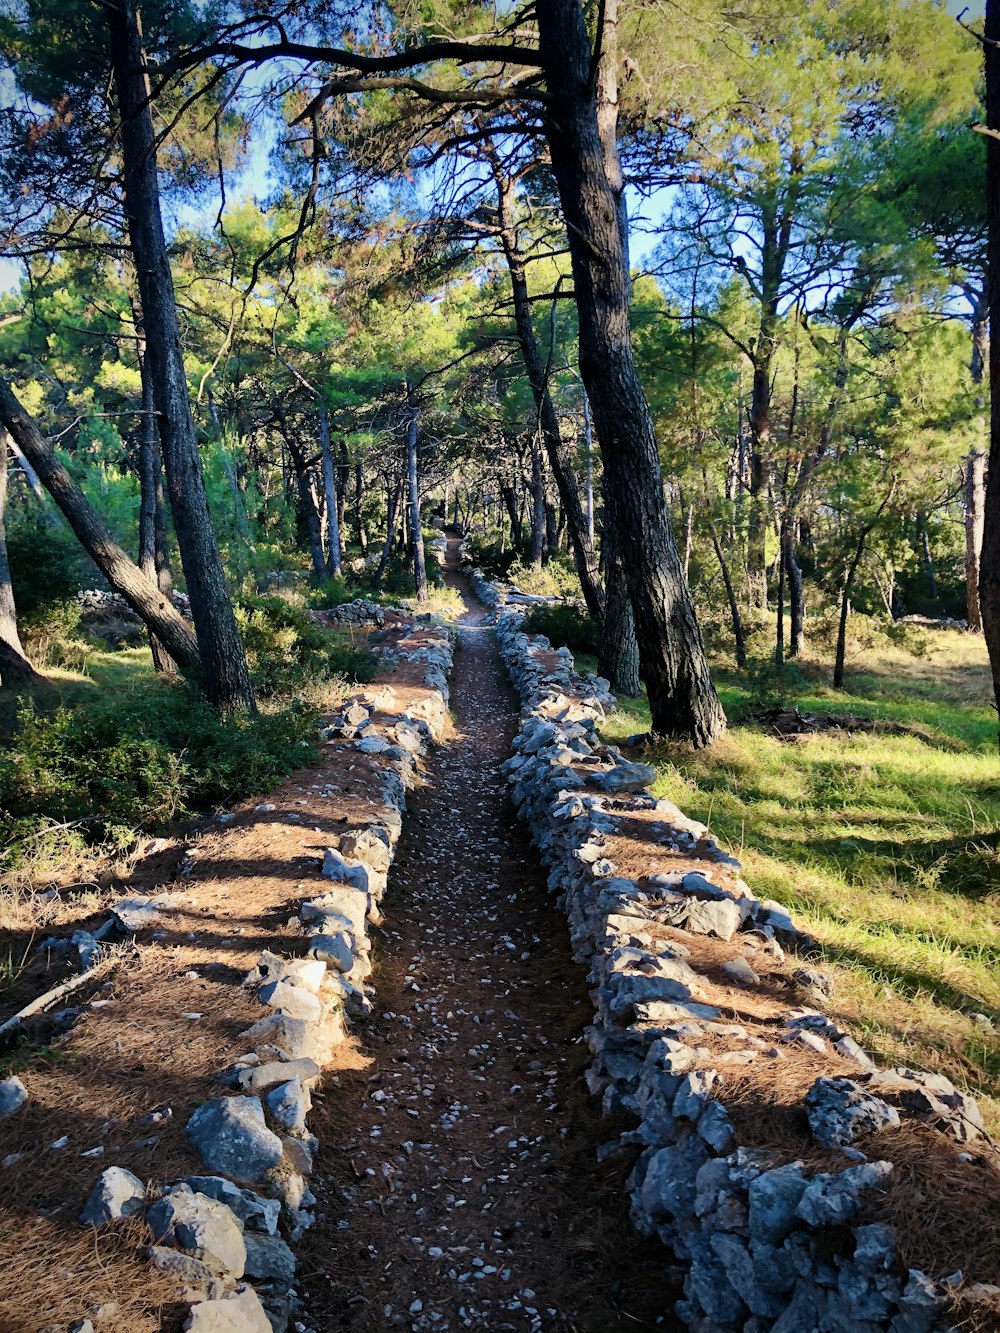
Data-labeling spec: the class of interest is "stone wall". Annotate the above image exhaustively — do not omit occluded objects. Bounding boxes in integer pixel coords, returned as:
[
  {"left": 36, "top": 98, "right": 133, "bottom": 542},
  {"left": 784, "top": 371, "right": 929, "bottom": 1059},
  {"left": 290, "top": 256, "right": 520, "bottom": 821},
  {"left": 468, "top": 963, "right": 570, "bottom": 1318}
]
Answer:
[
  {"left": 494, "top": 605, "right": 996, "bottom": 1333},
  {"left": 67, "top": 623, "right": 455, "bottom": 1333}
]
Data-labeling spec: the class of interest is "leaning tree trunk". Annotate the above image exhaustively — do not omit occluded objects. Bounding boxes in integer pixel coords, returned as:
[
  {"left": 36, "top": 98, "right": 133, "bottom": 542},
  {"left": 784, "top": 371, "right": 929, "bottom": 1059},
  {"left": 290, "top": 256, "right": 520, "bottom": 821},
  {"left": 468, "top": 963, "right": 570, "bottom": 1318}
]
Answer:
[
  {"left": 966, "top": 449, "right": 987, "bottom": 632},
  {"left": 599, "top": 519, "right": 641, "bottom": 695},
  {"left": 107, "top": 1, "right": 253, "bottom": 712},
  {"left": 0, "top": 378, "right": 202, "bottom": 676},
  {"left": 136, "top": 346, "right": 176, "bottom": 674},
  {"left": 372, "top": 476, "right": 403, "bottom": 588},
  {"left": 354, "top": 463, "right": 368, "bottom": 557},
  {"left": 319, "top": 406, "right": 343, "bottom": 578},
  {"left": 492, "top": 161, "right": 605, "bottom": 618},
  {"left": 0, "top": 427, "right": 43, "bottom": 687},
  {"left": 406, "top": 388, "right": 429, "bottom": 603},
  {"left": 535, "top": 0, "right": 724, "bottom": 745}
]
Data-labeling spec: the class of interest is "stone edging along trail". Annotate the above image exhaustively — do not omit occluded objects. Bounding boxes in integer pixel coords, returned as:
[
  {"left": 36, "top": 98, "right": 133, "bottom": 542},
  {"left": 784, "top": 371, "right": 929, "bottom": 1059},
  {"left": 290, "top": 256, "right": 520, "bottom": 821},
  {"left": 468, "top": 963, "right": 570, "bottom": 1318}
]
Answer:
[
  {"left": 0, "top": 611, "right": 454, "bottom": 1333},
  {"left": 471, "top": 567, "right": 1000, "bottom": 1333}
]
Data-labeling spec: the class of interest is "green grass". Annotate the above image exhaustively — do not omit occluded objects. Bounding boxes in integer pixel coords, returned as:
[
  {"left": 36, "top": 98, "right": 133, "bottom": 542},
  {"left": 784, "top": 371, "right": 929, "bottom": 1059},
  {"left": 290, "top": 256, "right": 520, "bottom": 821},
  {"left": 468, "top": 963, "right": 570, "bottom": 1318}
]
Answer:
[{"left": 597, "top": 631, "right": 1000, "bottom": 1125}]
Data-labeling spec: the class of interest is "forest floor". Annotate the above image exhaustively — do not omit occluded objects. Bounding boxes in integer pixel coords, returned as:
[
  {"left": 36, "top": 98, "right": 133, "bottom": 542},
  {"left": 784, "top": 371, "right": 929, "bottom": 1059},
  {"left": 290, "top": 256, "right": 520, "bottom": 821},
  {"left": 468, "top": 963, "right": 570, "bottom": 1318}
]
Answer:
[{"left": 595, "top": 628, "right": 1000, "bottom": 1132}]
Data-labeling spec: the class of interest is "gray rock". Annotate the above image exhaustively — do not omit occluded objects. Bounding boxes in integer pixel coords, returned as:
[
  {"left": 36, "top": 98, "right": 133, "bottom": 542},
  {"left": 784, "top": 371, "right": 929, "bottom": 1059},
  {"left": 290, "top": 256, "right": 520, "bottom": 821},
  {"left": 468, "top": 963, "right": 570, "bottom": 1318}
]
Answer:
[
  {"left": 80, "top": 1166, "right": 147, "bottom": 1226},
  {"left": 796, "top": 1160, "right": 893, "bottom": 1228},
  {"left": 235, "top": 1057, "right": 319, "bottom": 1094},
  {"left": 889, "top": 1271, "right": 947, "bottom": 1333},
  {"left": 184, "top": 1284, "right": 273, "bottom": 1333},
  {"left": 686, "top": 895, "right": 743, "bottom": 941},
  {"left": 0, "top": 1076, "right": 28, "bottom": 1117},
  {"left": 697, "top": 1099, "right": 736, "bottom": 1153},
  {"left": 256, "top": 978, "right": 323, "bottom": 1021},
  {"left": 721, "top": 956, "right": 760, "bottom": 986},
  {"left": 147, "top": 1185, "right": 246, "bottom": 1279},
  {"left": 264, "top": 1078, "right": 311, "bottom": 1135},
  {"left": 185, "top": 1097, "right": 284, "bottom": 1182},
  {"left": 243, "top": 1231, "right": 297, "bottom": 1283},
  {"left": 148, "top": 1244, "right": 220, "bottom": 1289},
  {"left": 806, "top": 1077, "right": 900, "bottom": 1147},
  {"left": 355, "top": 734, "right": 389, "bottom": 754},
  {"left": 587, "top": 759, "right": 655, "bottom": 793},
  {"left": 748, "top": 1162, "right": 809, "bottom": 1243},
  {"left": 605, "top": 971, "right": 693, "bottom": 1016},
  {"left": 306, "top": 931, "right": 354, "bottom": 972},
  {"left": 180, "top": 1177, "right": 280, "bottom": 1235},
  {"left": 320, "top": 849, "right": 370, "bottom": 892}
]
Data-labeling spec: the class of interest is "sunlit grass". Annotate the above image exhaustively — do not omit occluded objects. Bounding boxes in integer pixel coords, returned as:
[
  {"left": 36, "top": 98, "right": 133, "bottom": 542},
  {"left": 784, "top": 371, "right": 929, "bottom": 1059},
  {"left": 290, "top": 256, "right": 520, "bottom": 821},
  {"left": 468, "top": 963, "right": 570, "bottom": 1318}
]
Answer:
[{"left": 597, "top": 629, "right": 1000, "bottom": 1124}]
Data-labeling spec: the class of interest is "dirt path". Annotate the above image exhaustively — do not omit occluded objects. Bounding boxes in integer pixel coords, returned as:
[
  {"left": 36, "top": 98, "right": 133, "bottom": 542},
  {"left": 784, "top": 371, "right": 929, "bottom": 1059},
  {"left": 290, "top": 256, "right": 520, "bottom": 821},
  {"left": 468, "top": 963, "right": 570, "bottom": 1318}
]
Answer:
[{"left": 300, "top": 543, "right": 676, "bottom": 1333}]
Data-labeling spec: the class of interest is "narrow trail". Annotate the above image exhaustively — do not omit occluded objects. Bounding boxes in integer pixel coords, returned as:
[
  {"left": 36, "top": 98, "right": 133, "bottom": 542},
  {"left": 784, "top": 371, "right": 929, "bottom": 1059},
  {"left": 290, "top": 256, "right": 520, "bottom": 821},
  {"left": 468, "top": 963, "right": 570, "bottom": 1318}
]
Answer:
[{"left": 300, "top": 542, "right": 676, "bottom": 1333}]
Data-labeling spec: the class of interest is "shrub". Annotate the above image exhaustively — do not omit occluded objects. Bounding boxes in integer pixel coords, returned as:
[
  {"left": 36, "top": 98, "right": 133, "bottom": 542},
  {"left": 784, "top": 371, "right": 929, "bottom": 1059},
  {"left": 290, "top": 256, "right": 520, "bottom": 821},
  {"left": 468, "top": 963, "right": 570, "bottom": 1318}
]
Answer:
[
  {"left": 0, "top": 683, "right": 320, "bottom": 871},
  {"left": 20, "top": 600, "right": 94, "bottom": 671},
  {"left": 506, "top": 557, "right": 581, "bottom": 600},
  {"left": 521, "top": 603, "right": 600, "bottom": 656},
  {"left": 7, "top": 520, "right": 91, "bottom": 616},
  {"left": 741, "top": 656, "right": 806, "bottom": 711},
  {"left": 235, "top": 595, "right": 376, "bottom": 695}
]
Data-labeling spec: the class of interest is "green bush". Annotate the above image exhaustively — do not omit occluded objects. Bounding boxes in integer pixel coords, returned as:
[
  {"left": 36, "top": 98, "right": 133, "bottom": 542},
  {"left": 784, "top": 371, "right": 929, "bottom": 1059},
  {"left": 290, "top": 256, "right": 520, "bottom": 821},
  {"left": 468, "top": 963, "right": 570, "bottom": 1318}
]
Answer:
[
  {"left": 462, "top": 536, "right": 526, "bottom": 580},
  {"left": 7, "top": 520, "right": 91, "bottom": 616},
  {"left": 0, "top": 683, "right": 319, "bottom": 869},
  {"left": 521, "top": 603, "right": 600, "bottom": 656},
  {"left": 235, "top": 595, "right": 376, "bottom": 695},
  {"left": 20, "top": 600, "right": 94, "bottom": 671},
  {"left": 741, "top": 656, "right": 806, "bottom": 712}
]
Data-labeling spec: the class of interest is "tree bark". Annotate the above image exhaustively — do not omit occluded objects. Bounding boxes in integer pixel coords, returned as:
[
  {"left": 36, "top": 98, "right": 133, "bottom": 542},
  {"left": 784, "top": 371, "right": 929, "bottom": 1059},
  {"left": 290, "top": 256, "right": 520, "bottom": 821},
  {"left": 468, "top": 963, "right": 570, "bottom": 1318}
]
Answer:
[
  {"left": 535, "top": 0, "right": 724, "bottom": 745},
  {"left": 966, "top": 449, "right": 987, "bottom": 632},
  {"left": 985, "top": 0, "right": 1000, "bottom": 718},
  {"left": 406, "top": 388, "right": 428, "bottom": 602},
  {"left": 107, "top": 1, "right": 253, "bottom": 712},
  {"left": 319, "top": 406, "right": 343, "bottom": 578},
  {"left": 598, "top": 519, "right": 640, "bottom": 695},
  {"left": 136, "top": 350, "right": 176, "bottom": 674},
  {"left": 0, "top": 377, "right": 202, "bottom": 677}
]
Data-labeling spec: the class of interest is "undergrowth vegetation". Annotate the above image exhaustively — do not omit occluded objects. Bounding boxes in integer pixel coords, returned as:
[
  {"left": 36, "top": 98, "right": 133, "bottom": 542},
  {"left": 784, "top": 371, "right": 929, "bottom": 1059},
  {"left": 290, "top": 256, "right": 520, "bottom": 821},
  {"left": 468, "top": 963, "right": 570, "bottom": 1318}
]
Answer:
[{"left": 596, "top": 628, "right": 1000, "bottom": 1126}]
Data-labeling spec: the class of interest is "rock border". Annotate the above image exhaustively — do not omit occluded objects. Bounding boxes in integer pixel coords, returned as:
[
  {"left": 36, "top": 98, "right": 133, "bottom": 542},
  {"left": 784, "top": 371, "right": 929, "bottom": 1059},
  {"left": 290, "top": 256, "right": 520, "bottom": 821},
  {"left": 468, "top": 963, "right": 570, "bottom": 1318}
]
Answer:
[
  {"left": 493, "top": 601, "right": 997, "bottom": 1333},
  {"left": 69, "top": 619, "right": 455, "bottom": 1333}
]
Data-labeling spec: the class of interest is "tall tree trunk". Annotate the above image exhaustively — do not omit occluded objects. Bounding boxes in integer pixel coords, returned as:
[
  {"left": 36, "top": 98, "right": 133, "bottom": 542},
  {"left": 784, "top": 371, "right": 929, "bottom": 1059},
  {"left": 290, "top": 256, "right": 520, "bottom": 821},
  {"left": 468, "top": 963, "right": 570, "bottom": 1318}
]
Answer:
[
  {"left": 406, "top": 388, "right": 428, "bottom": 603},
  {"left": 337, "top": 438, "right": 349, "bottom": 561},
  {"left": 535, "top": 0, "right": 724, "bottom": 745},
  {"left": 775, "top": 521, "right": 786, "bottom": 668},
  {"left": 599, "top": 520, "right": 640, "bottom": 695},
  {"left": 0, "top": 378, "right": 202, "bottom": 676},
  {"left": 491, "top": 158, "right": 604, "bottom": 618},
  {"left": 0, "top": 427, "right": 42, "bottom": 688},
  {"left": 985, "top": 0, "right": 1000, "bottom": 719},
  {"left": 966, "top": 449, "right": 987, "bottom": 632},
  {"left": 287, "top": 437, "right": 326, "bottom": 578},
  {"left": 834, "top": 536, "right": 868, "bottom": 690},
  {"left": 785, "top": 528, "right": 805, "bottom": 657},
  {"left": 373, "top": 476, "right": 403, "bottom": 587},
  {"left": 319, "top": 406, "right": 343, "bottom": 578},
  {"left": 529, "top": 437, "right": 546, "bottom": 568},
  {"left": 137, "top": 348, "right": 176, "bottom": 674},
  {"left": 707, "top": 509, "right": 747, "bottom": 669},
  {"left": 107, "top": 1, "right": 253, "bottom": 712},
  {"left": 918, "top": 514, "right": 938, "bottom": 599},
  {"left": 354, "top": 462, "right": 368, "bottom": 557},
  {"left": 500, "top": 481, "right": 523, "bottom": 547}
]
